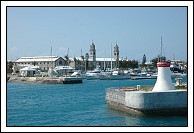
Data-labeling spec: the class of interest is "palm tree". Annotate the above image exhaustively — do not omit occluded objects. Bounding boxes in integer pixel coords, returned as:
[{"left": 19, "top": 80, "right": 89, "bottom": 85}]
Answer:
[
  {"left": 64, "top": 55, "right": 69, "bottom": 65},
  {"left": 74, "top": 57, "right": 77, "bottom": 69}
]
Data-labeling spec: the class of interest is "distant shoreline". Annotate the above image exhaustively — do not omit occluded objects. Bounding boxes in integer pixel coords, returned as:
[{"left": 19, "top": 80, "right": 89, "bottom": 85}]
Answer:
[{"left": 7, "top": 74, "right": 187, "bottom": 89}]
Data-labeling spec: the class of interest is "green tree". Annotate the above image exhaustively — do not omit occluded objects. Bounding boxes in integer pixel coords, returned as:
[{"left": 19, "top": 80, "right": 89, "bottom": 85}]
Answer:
[
  {"left": 33, "top": 61, "right": 37, "bottom": 66},
  {"left": 151, "top": 57, "right": 158, "bottom": 68},
  {"left": 151, "top": 55, "right": 166, "bottom": 68},
  {"left": 119, "top": 60, "right": 138, "bottom": 69},
  {"left": 7, "top": 61, "right": 13, "bottom": 73}
]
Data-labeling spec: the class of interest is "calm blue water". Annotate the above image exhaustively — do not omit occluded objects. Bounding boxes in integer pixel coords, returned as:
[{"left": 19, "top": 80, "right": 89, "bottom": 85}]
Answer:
[{"left": 7, "top": 77, "right": 187, "bottom": 126}]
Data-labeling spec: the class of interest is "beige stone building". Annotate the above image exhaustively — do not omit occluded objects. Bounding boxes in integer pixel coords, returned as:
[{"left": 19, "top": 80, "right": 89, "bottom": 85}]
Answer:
[
  {"left": 69, "top": 41, "right": 120, "bottom": 70},
  {"left": 13, "top": 56, "right": 65, "bottom": 72}
]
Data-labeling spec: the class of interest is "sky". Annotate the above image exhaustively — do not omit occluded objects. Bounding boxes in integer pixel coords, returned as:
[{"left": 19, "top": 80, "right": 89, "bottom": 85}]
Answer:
[{"left": 7, "top": 6, "right": 187, "bottom": 62}]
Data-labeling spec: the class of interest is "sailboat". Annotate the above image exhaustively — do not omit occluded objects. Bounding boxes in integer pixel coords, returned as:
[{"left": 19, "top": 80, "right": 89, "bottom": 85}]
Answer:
[
  {"left": 62, "top": 48, "right": 83, "bottom": 84},
  {"left": 98, "top": 51, "right": 111, "bottom": 80},
  {"left": 48, "top": 47, "right": 59, "bottom": 77}
]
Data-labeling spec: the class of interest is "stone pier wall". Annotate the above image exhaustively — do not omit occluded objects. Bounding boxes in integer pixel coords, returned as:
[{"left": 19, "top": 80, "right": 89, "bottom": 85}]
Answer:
[
  {"left": 8, "top": 77, "right": 63, "bottom": 84},
  {"left": 125, "top": 90, "right": 187, "bottom": 110},
  {"left": 106, "top": 88, "right": 187, "bottom": 115},
  {"left": 106, "top": 88, "right": 125, "bottom": 105}
]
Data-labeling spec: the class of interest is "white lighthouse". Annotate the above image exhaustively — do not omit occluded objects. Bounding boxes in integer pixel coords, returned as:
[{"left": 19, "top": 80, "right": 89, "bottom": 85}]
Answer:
[{"left": 152, "top": 62, "right": 176, "bottom": 91}]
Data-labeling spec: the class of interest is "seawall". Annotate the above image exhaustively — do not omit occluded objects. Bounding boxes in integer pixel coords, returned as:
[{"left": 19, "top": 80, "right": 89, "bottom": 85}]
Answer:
[
  {"left": 106, "top": 88, "right": 187, "bottom": 115},
  {"left": 8, "top": 76, "right": 63, "bottom": 84}
]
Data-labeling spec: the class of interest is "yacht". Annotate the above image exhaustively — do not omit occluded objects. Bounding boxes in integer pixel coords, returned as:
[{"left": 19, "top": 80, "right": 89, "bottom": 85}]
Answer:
[
  {"left": 62, "top": 70, "right": 83, "bottom": 84},
  {"left": 85, "top": 68, "right": 101, "bottom": 80},
  {"left": 131, "top": 73, "right": 157, "bottom": 80},
  {"left": 99, "top": 72, "right": 111, "bottom": 80},
  {"left": 109, "top": 70, "right": 130, "bottom": 80}
]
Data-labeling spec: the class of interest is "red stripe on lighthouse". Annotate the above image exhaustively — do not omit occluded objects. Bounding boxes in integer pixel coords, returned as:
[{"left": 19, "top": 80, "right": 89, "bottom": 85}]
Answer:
[{"left": 157, "top": 62, "right": 171, "bottom": 67}]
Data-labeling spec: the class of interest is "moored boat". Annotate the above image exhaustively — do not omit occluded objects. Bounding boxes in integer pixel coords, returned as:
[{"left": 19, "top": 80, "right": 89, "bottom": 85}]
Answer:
[
  {"left": 99, "top": 72, "right": 110, "bottom": 80},
  {"left": 63, "top": 77, "right": 83, "bottom": 84},
  {"left": 109, "top": 70, "right": 130, "bottom": 80}
]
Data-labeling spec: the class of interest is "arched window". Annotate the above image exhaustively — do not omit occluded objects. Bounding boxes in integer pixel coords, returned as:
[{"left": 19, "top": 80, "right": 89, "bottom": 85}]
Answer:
[{"left": 59, "top": 60, "right": 62, "bottom": 65}]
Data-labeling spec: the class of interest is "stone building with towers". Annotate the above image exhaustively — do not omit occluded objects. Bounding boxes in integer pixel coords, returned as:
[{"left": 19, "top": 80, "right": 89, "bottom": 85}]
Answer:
[
  {"left": 88, "top": 40, "right": 97, "bottom": 69},
  {"left": 85, "top": 41, "right": 121, "bottom": 70},
  {"left": 65, "top": 41, "right": 122, "bottom": 71},
  {"left": 142, "top": 54, "right": 146, "bottom": 64},
  {"left": 113, "top": 43, "right": 119, "bottom": 68}
]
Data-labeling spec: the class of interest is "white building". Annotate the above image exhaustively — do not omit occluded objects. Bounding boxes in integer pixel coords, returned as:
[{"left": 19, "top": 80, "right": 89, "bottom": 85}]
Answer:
[
  {"left": 19, "top": 66, "right": 39, "bottom": 77},
  {"left": 13, "top": 56, "right": 65, "bottom": 72}
]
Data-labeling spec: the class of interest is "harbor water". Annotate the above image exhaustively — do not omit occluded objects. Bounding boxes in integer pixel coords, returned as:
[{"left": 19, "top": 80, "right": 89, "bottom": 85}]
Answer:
[{"left": 7, "top": 77, "right": 187, "bottom": 126}]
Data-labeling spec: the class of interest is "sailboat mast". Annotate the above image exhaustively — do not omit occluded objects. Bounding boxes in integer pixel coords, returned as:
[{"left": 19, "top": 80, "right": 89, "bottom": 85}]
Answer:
[
  {"left": 67, "top": 48, "right": 69, "bottom": 68},
  {"left": 160, "top": 36, "right": 163, "bottom": 62},
  {"left": 51, "top": 46, "right": 53, "bottom": 70},
  {"left": 111, "top": 44, "right": 113, "bottom": 70},
  {"left": 104, "top": 51, "right": 106, "bottom": 70}
]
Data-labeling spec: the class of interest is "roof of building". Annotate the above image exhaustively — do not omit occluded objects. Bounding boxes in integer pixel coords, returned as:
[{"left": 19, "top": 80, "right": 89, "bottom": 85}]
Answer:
[
  {"left": 20, "top": 66, "right": 36, "bottom": 71},
  {"left": 15, "top": 56, "right": 61, "bottom": 62},
  {"left": 54, "top": 66, "right": 74, "bottom": 70},
  {"left": 69, "top": 57, "right": 117, "bottom": 62},
  {"left": 15, "top": 56, "right": 128, "bottom": 63},
  {"left": 96, "top": 58, "right": 116, "bottom": 62}
]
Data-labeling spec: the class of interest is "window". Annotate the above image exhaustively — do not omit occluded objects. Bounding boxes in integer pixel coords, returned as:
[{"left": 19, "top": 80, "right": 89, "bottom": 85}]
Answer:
[{"left": 59, "top": 61, "right": 62, "bottom": 65}]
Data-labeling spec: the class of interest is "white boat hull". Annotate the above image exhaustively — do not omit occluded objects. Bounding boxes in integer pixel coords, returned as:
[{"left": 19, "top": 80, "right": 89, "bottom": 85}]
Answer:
[{"left": 109, "top": 75, "right": 129, "bottom": 80}]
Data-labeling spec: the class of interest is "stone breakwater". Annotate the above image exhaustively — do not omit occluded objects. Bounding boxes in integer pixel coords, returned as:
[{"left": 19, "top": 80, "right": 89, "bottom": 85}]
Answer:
[
  {"left": 8, "top": 76, "right": 63, "bottom": 84},
  {"left": 106, "top": 88, "right": 187, "bottom": 116}
]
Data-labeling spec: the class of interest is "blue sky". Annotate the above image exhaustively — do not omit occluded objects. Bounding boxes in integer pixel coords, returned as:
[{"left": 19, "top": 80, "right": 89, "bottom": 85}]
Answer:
[{"left": 7, "top": 7, "right": 187, "bottom": 62}]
